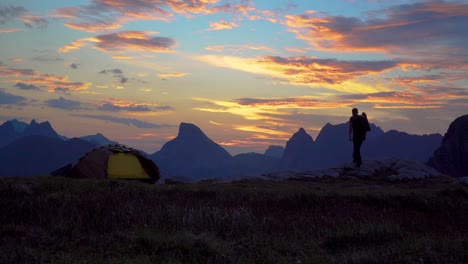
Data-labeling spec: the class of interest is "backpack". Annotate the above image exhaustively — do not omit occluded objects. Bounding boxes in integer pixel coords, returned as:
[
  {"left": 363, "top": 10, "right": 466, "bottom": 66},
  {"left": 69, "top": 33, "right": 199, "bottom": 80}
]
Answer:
[{"left": 362, "top": 113, "right": 371, "bottom": 132}]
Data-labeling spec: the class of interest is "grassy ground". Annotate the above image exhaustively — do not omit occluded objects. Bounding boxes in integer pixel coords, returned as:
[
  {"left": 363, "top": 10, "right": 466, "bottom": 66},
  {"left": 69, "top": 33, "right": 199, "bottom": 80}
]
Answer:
[{"left": 0, "top": 176, "right": 467, "bottom": 263}]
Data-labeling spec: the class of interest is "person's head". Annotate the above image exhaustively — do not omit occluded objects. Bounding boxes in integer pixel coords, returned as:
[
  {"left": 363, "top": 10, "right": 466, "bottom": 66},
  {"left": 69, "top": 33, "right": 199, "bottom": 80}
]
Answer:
[{"left": 352, "top": 108, "right": 358, "bottom": 116}]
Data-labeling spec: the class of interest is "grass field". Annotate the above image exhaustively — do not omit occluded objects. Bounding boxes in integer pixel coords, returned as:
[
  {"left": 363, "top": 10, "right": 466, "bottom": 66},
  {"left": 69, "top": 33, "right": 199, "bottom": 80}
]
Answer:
[{"left": 0, "top": 176, "right": 467, "bottom": 263}]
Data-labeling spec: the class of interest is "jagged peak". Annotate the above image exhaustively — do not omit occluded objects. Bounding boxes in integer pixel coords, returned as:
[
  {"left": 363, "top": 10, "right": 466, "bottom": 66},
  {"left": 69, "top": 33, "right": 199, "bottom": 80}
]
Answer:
[
  {"left": 178, "top": 122, "right": 206, "bottom": 138},
  {"left": 30, "top": 119, "right": 38, "bottom": 125},
  {"left": 290, "top": 127, "right": 314, "bottom": 142},
  {"left": 296, "top": 127, "right": 307, "bottom": 134}
]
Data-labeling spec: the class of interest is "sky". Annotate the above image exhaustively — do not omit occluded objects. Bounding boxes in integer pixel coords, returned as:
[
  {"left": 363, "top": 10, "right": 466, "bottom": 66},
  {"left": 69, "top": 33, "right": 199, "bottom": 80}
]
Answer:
[{"left": 0, "top": 0, "right": 467, "bottom": 155}]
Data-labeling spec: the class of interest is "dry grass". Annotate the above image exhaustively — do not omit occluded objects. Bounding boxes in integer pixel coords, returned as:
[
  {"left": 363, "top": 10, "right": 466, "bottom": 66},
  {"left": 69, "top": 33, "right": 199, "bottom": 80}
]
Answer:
[{"left": 0, "top": 176, "right": 467, "bottom": 263}]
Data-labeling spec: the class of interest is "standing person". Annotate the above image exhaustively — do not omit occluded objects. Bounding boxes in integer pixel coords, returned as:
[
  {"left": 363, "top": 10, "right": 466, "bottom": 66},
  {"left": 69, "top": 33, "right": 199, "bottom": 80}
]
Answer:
[{"left": 348, "top": 108, "right": 370, "bottom": 167}]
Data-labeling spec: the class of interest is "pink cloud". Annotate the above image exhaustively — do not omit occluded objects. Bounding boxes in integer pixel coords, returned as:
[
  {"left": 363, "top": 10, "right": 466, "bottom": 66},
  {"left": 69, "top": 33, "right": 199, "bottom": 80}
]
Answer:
[
  {"left": 208, "top": 19, "right": 239, "bottom": 31},
  {"left": 59, "top": 31, "right": 177, "bottom": 54}
]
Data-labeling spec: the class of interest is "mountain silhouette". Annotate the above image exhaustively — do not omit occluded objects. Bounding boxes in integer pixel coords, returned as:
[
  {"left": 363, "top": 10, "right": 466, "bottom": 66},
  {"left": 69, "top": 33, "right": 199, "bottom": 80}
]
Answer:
[
  {"left": 151, "top": 122, "right": 232, "bottom": 179},
  {"left": 22, "top": 119, "right": 60, "bottom": 139},
  {"left": 0, "top": 118, "right": 448, "bottom": 179},
  {"left": 0, "top": 120, "right": 21, "bottom": 148},
  {"left": 0, "top": 136, "right": 95, "bottom": 177},
  {"left": 216, "top": 152, "right": 280, "bottom": 178},
  {"left": 0, "top": 119, "right": 60, "bottom": 148},
  {"left": 364, "top": 130, "right": 442, "bottom": 162},
  {"left": 427, "top": 115, "right": 468, "bottom": 177},
  {"left": 80, "top": 133, "right": 118, "bottom": 146},
  {"left": 264, "top": 145, "right": 284, "bottom": 159},
  {"left": 281, "top": 128, "right": 316, "bottom": 170}
]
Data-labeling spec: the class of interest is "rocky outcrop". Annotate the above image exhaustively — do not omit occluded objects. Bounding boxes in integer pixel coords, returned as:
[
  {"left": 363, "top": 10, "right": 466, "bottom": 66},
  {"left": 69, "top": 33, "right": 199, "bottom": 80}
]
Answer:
[
  {"left": 80, "top": 133, "right": 118, "bottom": 146},
  {"left": 151, "top": 122, "right": 232, "bottom": 179},
  {"left": 264, "top": 145, "right": 284, "bottom": 159},
  {"left": 22, "top": 119, "right": 60, "bottom": 139},
  {"left": 427, "top": 115, "right": 468, "bottom": 177},
  {"left": 280, "top": 128, "right": 316, "bottom": 170},
  {"left": 261, "top": 159, "right": 445, "bottom": 181}
]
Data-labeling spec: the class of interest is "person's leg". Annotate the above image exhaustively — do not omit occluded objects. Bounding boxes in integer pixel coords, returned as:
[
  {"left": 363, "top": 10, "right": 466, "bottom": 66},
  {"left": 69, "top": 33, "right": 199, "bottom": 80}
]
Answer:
[{"left": 353, "top": 139, "right": 363, "bottom": 166}]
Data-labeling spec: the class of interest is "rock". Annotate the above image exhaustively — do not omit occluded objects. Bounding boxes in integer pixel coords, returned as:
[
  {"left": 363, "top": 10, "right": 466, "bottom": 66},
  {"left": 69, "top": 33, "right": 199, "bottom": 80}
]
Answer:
[
  {"left": 427, "top": 115, "right": 468, "bottom": 177},
  {"left": 459, "top": 177, "right": 468, "bottom": 186}
]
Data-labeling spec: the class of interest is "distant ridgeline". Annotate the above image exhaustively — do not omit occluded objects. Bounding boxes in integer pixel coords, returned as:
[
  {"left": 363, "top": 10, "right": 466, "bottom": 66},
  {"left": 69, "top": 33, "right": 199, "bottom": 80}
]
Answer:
[
  {"left": 1, "top": 115, "right": 467, "bottom": 179},
  {"left": 0, "top": 120, "right": 117, "bottom": 177}
]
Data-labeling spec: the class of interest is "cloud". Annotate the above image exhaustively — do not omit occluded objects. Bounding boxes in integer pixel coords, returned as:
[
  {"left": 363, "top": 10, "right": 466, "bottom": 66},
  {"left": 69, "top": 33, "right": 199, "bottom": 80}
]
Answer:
[
  {"left": 0, "top": 64, "right": 36, "bottom": 77},
  {"left": 100, "top": 69, "right": 123, "bottom": 75},
  {"left": 59, "top": 31, "right": 177, "bottom": 54},
  {"left": 45, "top": 97, "right": 82, "bottom": 110},
  {"left": 98, "top": 103, "right": 151, "bottom": 112},
  {"left": 208, "top": 19, "right": 238, "bottom": 31},
  {"left": 74, "top": 114, "right": 175, "bottom": 129},
  {"left": 284, "top": 1, "right": 468, "bottom": 65},
  {"left": 0, "top": 6, "right": 27, "bottom": 24},
  {"left": 196, "top": 54, "right": 402, "bottom": 87},
  {"left": 0, "top": 88, "right": 27, "bottom": 105},
  {"left": 0, "top": 28, "right": 22, "bottom": 33},
  {"left": 52, "top": 0, "right": 253, "bottom": 32},
  {"left": 205, "top": 44, "right": 275, "bottom": 53},
  {"left": 157, "top": 72, "right": 189, "bottom": 79},
  {"left": 99, "top": 68, "right": 129, "bottom": 84},
  {"left": 97, "top": 98, "right": 173, "bottom": 112},
  {"left": 14, "top": 82, "right": 40, "bottom": 91},
  {"left": 21, "top": 74, "right": 91, "bottom": 92},
  {"left": 22, "top": 16, "right": 48, "bottom": 28}
]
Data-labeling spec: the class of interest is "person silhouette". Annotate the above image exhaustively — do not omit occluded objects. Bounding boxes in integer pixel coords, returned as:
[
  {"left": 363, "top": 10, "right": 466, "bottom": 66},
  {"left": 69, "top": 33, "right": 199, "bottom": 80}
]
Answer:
[{"left": 348, "top": 108, "right": 370, "bottom": 167}]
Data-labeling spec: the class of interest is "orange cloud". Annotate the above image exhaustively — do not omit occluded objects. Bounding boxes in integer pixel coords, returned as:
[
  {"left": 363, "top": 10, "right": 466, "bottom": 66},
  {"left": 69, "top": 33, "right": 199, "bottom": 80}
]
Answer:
[
  {"left": 283, "top": 1, "right": 468, "bottom": 61},
  {"left": 196, "top": 54, "right": 402, "bottom": 88},
  {"left": 64, "top": 21, "right": 122, "bottom": 33},
  {"left": 53, "top": 0, "right": 253, "bottom": 33},
  {"left": 59, "top": 31, "right": 177, "bottom": 54},
  {"left": 205, "top": 44, "right": 275, "bottom": 53},
  {"left": 0, "top": 65, "right": 37, "bottom": 77},
  {"left": 0, "top": 64, "right": 91, "bottom": 92},
  {"left": 97, "top": 98, "right": 173, "bottom": 112},
  {"left": 157, "top": 72, "right": 189, "bottom": 79},
  {"left": 208, "top": 19, "right": 238, "bottom": 31},
  {"left": 24, "top": 74, "right": 91, "bottom": 92},
  {"left": 0, "top": 28, "right": 22, "bottom": 33}
]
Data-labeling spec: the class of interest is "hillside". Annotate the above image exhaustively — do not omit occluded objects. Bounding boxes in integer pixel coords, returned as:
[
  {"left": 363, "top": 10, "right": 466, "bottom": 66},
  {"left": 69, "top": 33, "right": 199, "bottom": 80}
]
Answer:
[{"left": 1, "top": 176, "right": 467, "bottom": 263}]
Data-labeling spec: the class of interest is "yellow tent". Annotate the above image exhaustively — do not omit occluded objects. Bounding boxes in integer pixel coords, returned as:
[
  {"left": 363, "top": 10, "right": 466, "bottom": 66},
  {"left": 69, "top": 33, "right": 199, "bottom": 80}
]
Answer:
[{"left": 68, "top": 145, "right": 159, "bottom": 183}]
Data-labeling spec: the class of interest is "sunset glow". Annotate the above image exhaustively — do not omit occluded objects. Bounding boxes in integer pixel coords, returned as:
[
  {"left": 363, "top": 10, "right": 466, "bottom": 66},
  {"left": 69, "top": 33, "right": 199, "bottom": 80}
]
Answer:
[{"left": 0, "top": 0, "right": 466, "bottom": 154}]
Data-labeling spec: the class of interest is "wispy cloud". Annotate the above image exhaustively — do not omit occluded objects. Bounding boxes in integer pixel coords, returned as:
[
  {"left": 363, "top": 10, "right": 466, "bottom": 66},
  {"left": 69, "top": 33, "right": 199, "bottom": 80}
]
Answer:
[
  {"left": 0, "top": 64, "right": 36, "bottom": 77},
  {"left": 0, "top": 88, "right": 27, "bottom": 105},
  {"left": 74, "top": 114, "right": 175, "bottom": 129},
  {"left": 45, "top": 97, "right": 82, "bottom": 110},
  {"left": 205, "top": 44, "right": 275, "bottom": 53},
  {"left": 59, "top": 31, "right": 177, "bottom": 54},
  {"left": 0, "top": 63, "right": 91, "bottom": 93},
  {"left": 22, "top": 16, "right": 48, "bottom": 29},
  {"left": 52, "top": 0, "right": 254, "bottom": 33},
  {"left": 14, "top": 82, "right": 40, "bottom": 91},
  {"left": 208, "top": 19, "right": 238, "bottom": 31},
  {"left": 284, "top": 1, "right": 468, "bottom": 66},
  {"left": 0, "top": 6, "right": 27, "bottom": 24},
  {"left": 157, "top": 72, "right": 189, "bottom": 79},
  {"left": 196, "top": 54, "right": 402, "bottom": 89},
  {"left": 97, "top": 98, "right": 173, "bottom": 112},
  {"left": 0, "top": 28, "right": 22, "bottom": 33},
  {"left": 18, "top": 74, "right": 91, "bottom": 93},
  {"left": 99, "top": 68, "right": 129, "bottom": 84}
]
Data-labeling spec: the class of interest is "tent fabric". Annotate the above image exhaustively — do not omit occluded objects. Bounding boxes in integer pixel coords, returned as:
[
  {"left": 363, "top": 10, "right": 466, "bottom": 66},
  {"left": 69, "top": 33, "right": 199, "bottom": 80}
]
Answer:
[
  {"left": 72, "top": 147, "right": 111, "bottom": 179},
  {"left": 66, "top": 145, "right": 159, "bottom": 183},
  {"left": 107, "top": 153, "right": 149, "bottom": 179}
]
